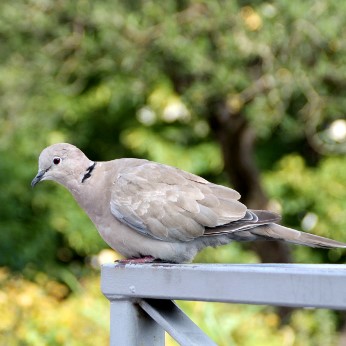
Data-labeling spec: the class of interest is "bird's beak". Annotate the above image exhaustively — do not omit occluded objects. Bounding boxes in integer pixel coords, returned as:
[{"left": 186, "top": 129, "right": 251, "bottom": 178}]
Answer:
[{"left": 31, "top": 170, "right": 46, "bottom": 188}]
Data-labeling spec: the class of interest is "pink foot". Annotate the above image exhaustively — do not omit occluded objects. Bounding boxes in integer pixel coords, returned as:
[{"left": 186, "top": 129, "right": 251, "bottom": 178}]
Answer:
[{"left": 115, "top": 256, "right": 156, "bottom": 264}]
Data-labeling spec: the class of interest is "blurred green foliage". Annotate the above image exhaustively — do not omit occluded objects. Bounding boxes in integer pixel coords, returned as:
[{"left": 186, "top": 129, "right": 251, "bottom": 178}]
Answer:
[{"left": 1, "top": 0, "right": 346, "bottom": 345}]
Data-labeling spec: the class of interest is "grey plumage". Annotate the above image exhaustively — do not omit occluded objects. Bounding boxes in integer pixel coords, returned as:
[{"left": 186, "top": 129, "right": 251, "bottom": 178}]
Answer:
[{"left": 32, "top": 143, "right": 346, "bottom": 263}]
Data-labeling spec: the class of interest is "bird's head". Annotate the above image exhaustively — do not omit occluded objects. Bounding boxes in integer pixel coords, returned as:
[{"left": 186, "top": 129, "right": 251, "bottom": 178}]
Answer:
[{"left": 31, "top": 143, "right": 93, "bottom": 188}]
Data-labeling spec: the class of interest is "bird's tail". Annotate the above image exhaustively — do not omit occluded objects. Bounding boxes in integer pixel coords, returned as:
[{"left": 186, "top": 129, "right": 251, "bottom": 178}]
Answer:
[{"left": 251, "top": 224, "right": 346, "bottom": 249}]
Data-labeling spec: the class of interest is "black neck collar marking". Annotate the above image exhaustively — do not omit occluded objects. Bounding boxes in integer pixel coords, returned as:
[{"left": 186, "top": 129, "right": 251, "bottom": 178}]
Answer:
[{"left": 82, "top": 162, "right": 96, "bottom": 183}]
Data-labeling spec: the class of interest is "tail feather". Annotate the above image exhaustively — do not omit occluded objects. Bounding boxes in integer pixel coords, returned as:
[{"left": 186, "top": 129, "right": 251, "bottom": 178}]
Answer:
[{"left": 251, "top": 224, "right": 346, "bottom": 249}]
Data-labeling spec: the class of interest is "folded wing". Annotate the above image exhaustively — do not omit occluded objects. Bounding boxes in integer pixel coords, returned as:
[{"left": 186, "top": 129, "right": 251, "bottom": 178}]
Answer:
[{"left": 110, "top": 161, "right": 249, "bottom": 242}]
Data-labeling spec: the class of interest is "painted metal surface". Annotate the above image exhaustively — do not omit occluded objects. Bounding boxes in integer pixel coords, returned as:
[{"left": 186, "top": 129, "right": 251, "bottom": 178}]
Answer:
[
  {"left": 139, "top": 299, "right": 217, "bottom": 346},
  {"left": 109, "top": 299, "right": 164, "bottom": 346},
  {"left": 102, "top": 263, "right": 346, "bottom": 345},
  {"left": 102, "top": 263, "right": 346, "bottom": 309}
]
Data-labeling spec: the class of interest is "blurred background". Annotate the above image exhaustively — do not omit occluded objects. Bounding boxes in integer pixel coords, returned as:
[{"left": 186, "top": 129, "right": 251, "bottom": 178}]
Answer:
[{"left": 1, "top": 1, "right": 346, "bottom": 345}]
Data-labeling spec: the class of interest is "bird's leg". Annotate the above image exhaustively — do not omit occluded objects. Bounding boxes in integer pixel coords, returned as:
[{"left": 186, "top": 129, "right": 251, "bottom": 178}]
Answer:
[{"left": 116, "top": 256, "right": 156, "bottom": 264}]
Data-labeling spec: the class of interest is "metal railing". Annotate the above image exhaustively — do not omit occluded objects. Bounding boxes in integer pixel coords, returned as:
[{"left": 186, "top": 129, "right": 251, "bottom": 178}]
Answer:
[{"left": 101, "top": 263, "right": 346, "bottom": 346}]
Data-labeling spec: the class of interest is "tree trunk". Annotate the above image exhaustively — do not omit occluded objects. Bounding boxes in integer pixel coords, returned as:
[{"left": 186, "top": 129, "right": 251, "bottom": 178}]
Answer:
[
  {"left": 208, "top": 98, "right": 293, "bottom": 320},
  {"left": 208, "top": 98, "right": 292, "bottom": 264}
]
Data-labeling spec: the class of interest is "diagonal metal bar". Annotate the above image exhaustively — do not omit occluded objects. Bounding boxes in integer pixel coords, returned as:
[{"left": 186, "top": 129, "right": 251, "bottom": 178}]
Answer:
[{"left": 138, "top": 299, "right": 217, "bottom": 346}]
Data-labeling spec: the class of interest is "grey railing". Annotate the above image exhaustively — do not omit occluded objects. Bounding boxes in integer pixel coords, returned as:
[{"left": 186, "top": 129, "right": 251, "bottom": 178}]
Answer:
[{"left": 101, "top": 263, "right": 346, "bottom": 346}]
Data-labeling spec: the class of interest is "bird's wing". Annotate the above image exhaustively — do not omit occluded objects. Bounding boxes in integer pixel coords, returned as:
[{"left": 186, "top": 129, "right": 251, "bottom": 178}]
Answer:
[{"left": 110, "top": 161, "right": 247, "bottom": 242}]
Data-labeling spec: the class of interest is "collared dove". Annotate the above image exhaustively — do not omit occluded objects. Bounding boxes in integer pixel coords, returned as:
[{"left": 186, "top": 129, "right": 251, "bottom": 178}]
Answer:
[{"left": 32, "top": 143, "right": 346, "bottom": 263}]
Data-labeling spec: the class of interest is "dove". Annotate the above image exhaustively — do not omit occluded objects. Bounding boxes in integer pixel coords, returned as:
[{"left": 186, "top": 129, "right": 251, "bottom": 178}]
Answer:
[{"left": 32, "top": 143, "right": 346, "bottom": 263}]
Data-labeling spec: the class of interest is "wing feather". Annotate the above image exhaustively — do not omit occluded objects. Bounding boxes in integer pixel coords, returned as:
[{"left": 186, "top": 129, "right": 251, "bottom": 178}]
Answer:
[{"left": 110, "top": 161, "right": 247, "bottom": 241}]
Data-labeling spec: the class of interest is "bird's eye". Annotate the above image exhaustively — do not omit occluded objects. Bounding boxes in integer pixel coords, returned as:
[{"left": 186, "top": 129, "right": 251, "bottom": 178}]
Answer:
[{"left": 53, "top": 157, "right": 61, "bottom": 165}]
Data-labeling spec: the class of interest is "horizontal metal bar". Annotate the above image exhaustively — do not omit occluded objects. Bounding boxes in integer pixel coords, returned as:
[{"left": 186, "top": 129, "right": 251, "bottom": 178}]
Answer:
[
  {"left": 139, "top": 299, "right": 217, "bottom": 346},
  {"left": 102, "top": 263, "right": 346, "bottom": 309}
]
